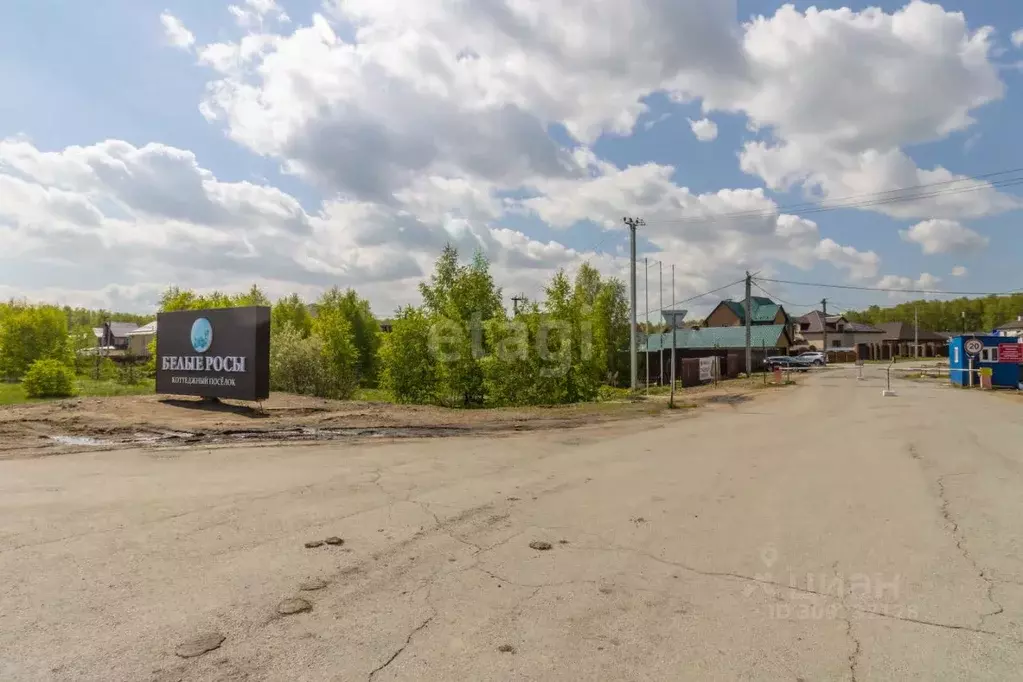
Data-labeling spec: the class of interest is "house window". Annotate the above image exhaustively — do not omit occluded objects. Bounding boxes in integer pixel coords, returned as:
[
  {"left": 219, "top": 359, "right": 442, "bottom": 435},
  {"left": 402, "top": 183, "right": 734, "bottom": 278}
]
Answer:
[
  {"left": 832, "top": 340, "right": 842, "bottom": 348},
  {"left": 981, "top": 347, "right": 999, "bottom": 363}
]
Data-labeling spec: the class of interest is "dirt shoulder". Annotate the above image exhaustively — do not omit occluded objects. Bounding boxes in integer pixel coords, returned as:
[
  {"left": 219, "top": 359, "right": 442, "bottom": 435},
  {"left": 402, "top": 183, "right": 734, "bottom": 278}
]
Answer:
[{"left": 0, "top": 379, "right": 795, "bottom": 459}]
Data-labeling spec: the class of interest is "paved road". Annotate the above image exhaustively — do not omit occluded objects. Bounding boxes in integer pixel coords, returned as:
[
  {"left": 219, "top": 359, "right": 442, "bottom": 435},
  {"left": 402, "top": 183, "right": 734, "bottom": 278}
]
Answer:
[{"left": 2, "top": 368, "right": 1022, "bottom": 681}]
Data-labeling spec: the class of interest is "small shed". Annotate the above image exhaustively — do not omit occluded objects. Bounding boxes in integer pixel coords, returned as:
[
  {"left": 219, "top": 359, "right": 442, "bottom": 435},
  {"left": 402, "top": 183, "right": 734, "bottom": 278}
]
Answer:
[{"left": 948, "top": 334, "right": 1022, "bottom": 388}]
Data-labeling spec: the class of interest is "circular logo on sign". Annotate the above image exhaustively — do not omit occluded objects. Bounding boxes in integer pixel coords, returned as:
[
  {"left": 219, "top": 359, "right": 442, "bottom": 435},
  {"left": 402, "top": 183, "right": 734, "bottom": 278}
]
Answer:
[
  {"left": 190, "top": 318, "right": 213, "bottom": 353},
  {"left": 964, "top": 338, "right": 983, "bottom": 356}
]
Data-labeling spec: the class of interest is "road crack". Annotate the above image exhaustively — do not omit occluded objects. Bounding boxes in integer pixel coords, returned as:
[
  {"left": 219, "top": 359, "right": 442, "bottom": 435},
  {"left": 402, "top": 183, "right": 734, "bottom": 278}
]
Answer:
[
  {"left": 570, "top": 542, "right": 1023, "bottom": 645},
  {"left": 843, "top": 613, "right": 862, "bottom": 682},
  {"left": 835, "top": 562, "right": 863, "bottom": 682},
  {"left": 935, "top": 474, "right": 1005, "bottom": 628},
  {"left": 366, "top": 615, "right": 434, "bottom": 681}
]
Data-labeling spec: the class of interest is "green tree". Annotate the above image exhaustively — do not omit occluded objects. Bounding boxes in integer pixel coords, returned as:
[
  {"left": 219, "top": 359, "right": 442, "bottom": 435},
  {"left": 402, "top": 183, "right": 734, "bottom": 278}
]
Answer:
[
  {"left": 233, "top": 284, "right": 271, "bottom": 308},
  {"left": 317, "top": 287, "right": 381, "bottom": 386},
  {"left": 0, "top": 304, "right": 73, "bottom": 380},
  {"left": 380, "top": 307, "right": 439, "bottom": 404},
  {"left": 482, "top": 303, "right": 574, "bottom": 406},
  {"left": 272, "top": 294, "right": 313, "bottom": 338},
  {"left": 158, "top": 286, "right": 198, "bottom": 312},
  {"left": 158, "top": 285, "right": 270, "bottom": 312},
  {"left": 69, "top": 325, "right": 98, "bottom": 375},
  {"left": 310, "top": 302, "right": 360, "bottom": 398},
  {"left": 418, "top": 246, "right": 503, "bottom": 406},
  {"left": 61, "top": 306, "right": 147, "bottom": 329}
]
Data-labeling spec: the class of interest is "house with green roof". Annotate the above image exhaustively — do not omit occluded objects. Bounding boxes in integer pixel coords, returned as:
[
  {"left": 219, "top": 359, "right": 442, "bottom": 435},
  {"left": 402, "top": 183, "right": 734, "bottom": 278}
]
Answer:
[
  {"left": 644, "top": 324, "right": 793, "bottom": 353},
  {"left": 704, "top": 296, "right": 789, "bottom": 328},
  {"left": 640, "top": 323, "right": 793, "bottom": 383}
]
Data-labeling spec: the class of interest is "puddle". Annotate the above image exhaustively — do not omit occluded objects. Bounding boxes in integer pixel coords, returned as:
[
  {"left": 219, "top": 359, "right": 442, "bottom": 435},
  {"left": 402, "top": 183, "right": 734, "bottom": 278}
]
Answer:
[{"left": 48, "top": 435, "right": 108, "bottom": 447}]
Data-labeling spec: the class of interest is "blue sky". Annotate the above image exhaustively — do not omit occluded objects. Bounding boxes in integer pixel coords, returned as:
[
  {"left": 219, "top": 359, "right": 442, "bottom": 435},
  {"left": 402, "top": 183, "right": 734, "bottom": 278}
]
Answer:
[{"left": 1, "top": 0, "right": 1021, "bottom": 315}]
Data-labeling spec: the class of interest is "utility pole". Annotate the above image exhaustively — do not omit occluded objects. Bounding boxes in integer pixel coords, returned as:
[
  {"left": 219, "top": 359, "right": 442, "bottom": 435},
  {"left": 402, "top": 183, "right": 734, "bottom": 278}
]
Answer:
[
  {"left": 821, "top": 298, "right": 828, "bottom": 357},
  {"left": 659, "top": 261, "right": 663, "bottom": 386},
  {"left": 623, "top": 217, "right": 644, "bottom": 391},
  {"left": 914, "top": 306, "right": 919, "bottom": 359},
  {"left": 671, "top": 264, "right": 677, "bottom": 407},
  {"left": 644, "top": 257, "right": 649, "bottom": 394},
  {"left": 511, "top": 294, "right": 525, "bottom": 316},
  {"left": 744, "top": 271, "right": 752, "bottom": 376}
]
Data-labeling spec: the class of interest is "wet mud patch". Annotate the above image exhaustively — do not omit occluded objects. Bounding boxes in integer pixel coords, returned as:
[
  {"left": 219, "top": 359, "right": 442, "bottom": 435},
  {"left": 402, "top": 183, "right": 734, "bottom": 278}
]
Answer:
[{"left": 705, "top": 394, "right": 752, "bottom": 406}]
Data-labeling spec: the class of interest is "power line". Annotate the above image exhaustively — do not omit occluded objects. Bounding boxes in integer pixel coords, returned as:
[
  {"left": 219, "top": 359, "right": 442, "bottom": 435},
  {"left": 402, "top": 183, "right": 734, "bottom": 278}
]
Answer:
[
  {"left": 739, "top": 167, "right": 1023, "bottom": 218},
  {"left": 645, "top": 276, "right": 747, "bottom": 318},
  {"left": 756, "top": 276, "right": 1022, "bottom": 297},
  {"left": 644, "top": 169, "right": 1023, "bottom": 226},
  {"left": 750, "top": 281, "right": 819, "bottom": 309}
]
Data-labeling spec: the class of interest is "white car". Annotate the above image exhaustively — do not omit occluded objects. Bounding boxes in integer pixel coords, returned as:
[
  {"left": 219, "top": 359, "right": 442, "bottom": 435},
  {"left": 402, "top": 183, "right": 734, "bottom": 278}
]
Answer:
[{"left": 798, "top": 351, "right": 827, "bottom": 366}]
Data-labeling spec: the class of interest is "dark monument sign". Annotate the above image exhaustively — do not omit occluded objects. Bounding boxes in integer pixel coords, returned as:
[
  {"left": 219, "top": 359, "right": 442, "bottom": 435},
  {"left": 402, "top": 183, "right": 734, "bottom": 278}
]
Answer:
[{"left": 156, "top": 306, "right": 270, "bottom": 401}]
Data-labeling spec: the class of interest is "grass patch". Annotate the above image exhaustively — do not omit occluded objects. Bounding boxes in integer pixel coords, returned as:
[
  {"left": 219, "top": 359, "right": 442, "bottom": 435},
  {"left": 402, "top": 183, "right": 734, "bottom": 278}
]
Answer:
[
  {"left": 0, "top": 382, "right": 27, "bottom": 406},
  {"left": 0, "top": 377, "right": 154, "bottom": 406},
  {"left": 353, "top": 387, "right": 394, "bottom": 403}
]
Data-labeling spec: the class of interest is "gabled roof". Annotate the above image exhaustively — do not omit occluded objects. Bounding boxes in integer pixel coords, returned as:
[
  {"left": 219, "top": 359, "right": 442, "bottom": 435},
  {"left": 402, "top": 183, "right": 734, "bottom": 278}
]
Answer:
[
  {"left": 843, "top": 321, "right": 884, "bottom": 333},
  {"left": 797, "top": 311, "right": 882, "bottom": 334},
  {"left": 644, "top": 324, "right": 791, "bottom": 351},
  {"left": 996, "top": 317, "right": 1023, "bottom": 331},
  {"left": 796, "top": 310, "right": 829, "bottom": 333},
  {"left": 107, "top": 322, "right": 141, "bottom": 338},
  {"left": 126, "top": 321, "right": 157, "bottom": 335},
  {"left": 709, "top": 298, "right": 784, "bottom": 325},
  {"left": 877, "top": 322, "right": 947, "bottom": 342}
]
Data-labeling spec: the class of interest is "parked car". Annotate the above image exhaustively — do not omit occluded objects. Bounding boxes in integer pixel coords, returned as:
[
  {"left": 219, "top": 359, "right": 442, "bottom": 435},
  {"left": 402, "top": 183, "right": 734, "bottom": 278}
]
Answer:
[
  {"left": 797, "top": 351, "right": 827, "bottom": 366},
  {"left": 765, "top": 356, "right": 810, "bottom": 371}
]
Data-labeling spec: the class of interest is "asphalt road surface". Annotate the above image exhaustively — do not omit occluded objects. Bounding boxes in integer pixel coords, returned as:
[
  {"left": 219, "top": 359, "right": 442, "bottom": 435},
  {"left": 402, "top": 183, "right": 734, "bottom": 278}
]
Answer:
[{"left": 3, "top": 367, "right": 1023, "bottom": 681}]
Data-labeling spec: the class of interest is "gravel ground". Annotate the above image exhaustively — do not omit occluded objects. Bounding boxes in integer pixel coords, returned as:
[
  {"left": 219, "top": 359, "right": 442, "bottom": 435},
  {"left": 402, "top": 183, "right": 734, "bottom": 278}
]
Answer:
[{"left": 2, "top": 367, "right": 1022, "bottom": 680}]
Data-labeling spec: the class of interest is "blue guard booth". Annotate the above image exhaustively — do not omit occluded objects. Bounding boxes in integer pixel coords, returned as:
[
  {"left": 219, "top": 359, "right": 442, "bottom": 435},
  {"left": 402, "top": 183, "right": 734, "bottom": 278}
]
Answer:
[{"left": 949, "top": 335, "right": 1023, "bottom": 388}]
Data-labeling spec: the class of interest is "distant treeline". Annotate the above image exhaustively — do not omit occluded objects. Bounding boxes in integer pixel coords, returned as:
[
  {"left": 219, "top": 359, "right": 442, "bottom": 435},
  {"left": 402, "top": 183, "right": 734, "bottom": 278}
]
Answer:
[{"left": 845, "top": 294, "right": 1023, "bottom": 333}]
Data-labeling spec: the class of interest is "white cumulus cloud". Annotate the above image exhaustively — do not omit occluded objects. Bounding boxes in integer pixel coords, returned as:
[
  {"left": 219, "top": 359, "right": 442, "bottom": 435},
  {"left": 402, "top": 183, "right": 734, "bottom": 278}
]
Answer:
[
  {"left": 900, "top": 219, "right": 989, "bottom": 254},
  {"left": 688, "top": 118, "right": 718, "bottom": 142},
  {"left": 160, "top": 12, "right": 195, "bottom": 50},
  {"left": 10, "top": 1, "right": 1019, "bottom": 310},
  {"left": 951, "top": 265, "right": 968, "bottom": 277},
  {"left": 1012, "top": 29, "right": 1023, "bottom": 48},
  {"left": 876, "top": 272, "right": 943, "bottom": 299}
]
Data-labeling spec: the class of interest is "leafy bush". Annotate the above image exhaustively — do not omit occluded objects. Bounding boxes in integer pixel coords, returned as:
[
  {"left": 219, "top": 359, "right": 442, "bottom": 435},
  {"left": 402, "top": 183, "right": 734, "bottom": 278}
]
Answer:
[
  {"left": 97, "top": 357, "right": 119, "bottom": 381},
  {"left": 0, "top": 304, "right": 73, "bottom": 380},
  {"left": 116, "top": 358, "right": 145, "bottom": 385},
  {"left": 143, "top": 338, "right": 157, "bottom": 378},
  {"left": 597, "top": 385, "right": 632, "bottom": 402},
  {"left": 270, "top": 324, "right": 358, "bottom": 400},
  {"left": 380, "top": 307, "right": 439, "bottom": 404},
  {"left": 272, "top": 293, "right": 313, "bottom": 338},
  {"left": 316, "top": 287, "right": 382, "bottom": 387},
  {"left": 22, "top": 359, "right": 77, "bottom": 398}
]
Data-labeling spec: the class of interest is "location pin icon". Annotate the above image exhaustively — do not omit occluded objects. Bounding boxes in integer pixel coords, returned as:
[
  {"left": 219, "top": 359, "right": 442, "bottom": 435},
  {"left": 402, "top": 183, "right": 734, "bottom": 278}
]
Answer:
[{"left": 760, "top": 545, "right": 778, "bottom": 568}]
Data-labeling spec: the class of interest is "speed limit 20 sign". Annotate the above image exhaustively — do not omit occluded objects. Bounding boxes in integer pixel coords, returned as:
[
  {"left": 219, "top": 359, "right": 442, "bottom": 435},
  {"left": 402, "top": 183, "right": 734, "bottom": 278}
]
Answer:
[{"left": 964, "top": 338, "right": 984, "bottom": 356}]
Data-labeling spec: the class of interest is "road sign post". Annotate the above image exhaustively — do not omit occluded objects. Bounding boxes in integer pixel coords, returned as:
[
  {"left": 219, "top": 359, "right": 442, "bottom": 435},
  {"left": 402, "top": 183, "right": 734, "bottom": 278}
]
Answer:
[{"left": 964, "top": 338, "right": 984, "bottom": 357}]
